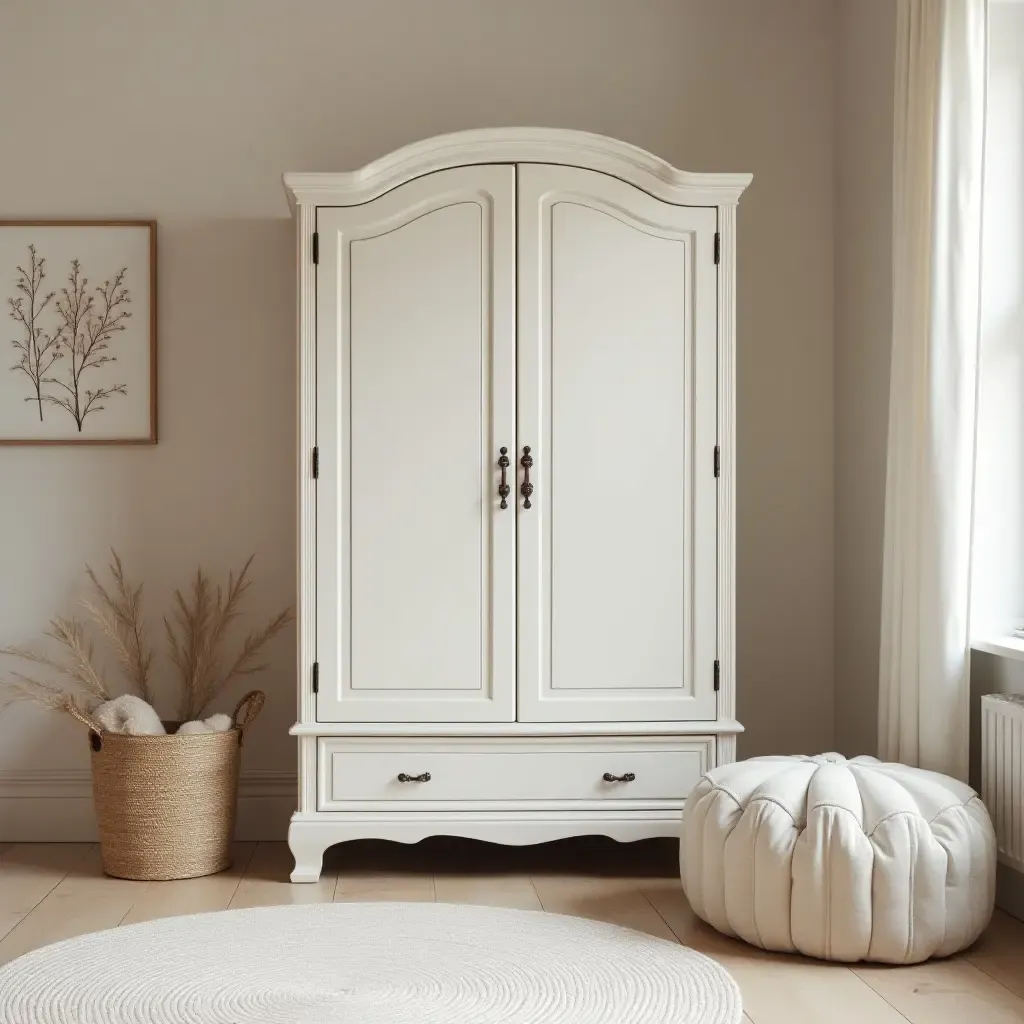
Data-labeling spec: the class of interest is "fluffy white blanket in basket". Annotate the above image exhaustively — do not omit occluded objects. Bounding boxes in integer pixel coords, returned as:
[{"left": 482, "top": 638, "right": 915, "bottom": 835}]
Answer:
[
  {"left": 178, "top": 714, "right": 233, "bottom": 735},
  {"left": 92, "top": 697, "right": 234, "bottom": 736},
  {"left": 92, "top": 695, "right": 165, "bottom": 735}
]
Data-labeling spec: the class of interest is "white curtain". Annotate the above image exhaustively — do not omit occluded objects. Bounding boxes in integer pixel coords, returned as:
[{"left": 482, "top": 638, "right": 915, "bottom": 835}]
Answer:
[{"left": 880, "top": 0, "right": 988, "bottom": 780}]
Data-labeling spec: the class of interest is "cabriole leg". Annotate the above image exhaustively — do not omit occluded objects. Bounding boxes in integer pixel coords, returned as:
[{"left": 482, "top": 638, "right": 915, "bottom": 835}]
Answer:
[{"left": 288, "top": 820, "right": 329, "bottom": 883}]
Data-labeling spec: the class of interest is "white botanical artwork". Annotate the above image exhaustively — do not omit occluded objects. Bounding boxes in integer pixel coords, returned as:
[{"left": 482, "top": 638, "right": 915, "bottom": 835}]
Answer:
[{"left": 1, "top": 222, "right": 155, "bottom": 443}]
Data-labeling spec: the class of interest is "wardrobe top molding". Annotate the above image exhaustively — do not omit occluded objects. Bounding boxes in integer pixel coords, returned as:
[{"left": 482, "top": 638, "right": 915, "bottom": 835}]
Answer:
[{"left": 283, "top": 128, "right": 753, "bottom": 210}]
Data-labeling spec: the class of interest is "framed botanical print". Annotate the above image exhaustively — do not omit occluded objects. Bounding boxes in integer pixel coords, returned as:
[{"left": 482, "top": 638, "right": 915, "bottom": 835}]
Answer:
[{"left": 1, "top": 221, "right": 156, "bottom": 444}]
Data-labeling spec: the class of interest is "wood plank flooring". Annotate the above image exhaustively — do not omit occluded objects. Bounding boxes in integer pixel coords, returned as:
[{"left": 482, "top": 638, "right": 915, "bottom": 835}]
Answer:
[{"left": 1, "top": 837, "right": 1022, "bottom": 1022}]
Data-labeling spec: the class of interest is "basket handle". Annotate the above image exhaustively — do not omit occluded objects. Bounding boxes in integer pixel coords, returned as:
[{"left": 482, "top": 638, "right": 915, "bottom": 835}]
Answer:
[
  {"left": 65, "top": 702, "right": 103, "bottom": 750},
  {"left": 232, "top": 690, "right": 265, "bottom": 744}
]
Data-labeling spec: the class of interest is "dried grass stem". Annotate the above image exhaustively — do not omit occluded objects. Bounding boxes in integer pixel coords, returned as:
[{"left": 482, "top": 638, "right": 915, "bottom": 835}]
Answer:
[{"left": 1, "top": 551, "right": 291, "bottom": 728}]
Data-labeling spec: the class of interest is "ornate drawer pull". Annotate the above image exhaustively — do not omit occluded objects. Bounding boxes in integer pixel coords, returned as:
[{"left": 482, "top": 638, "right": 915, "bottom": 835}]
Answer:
[
  {"left": 602, "top": 772, "right": 636, "bottom": 783},
  {"left": 397, "top": 772, "right": 431, "bottom": 783},
  {"left": 498, "top": 447, "right": 511, "bottom": 509}
]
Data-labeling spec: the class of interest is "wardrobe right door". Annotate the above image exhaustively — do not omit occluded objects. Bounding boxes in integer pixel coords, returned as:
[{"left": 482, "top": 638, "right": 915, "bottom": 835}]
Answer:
[{"left": 517, "top": 164, "right": 718, "bottom": 723}]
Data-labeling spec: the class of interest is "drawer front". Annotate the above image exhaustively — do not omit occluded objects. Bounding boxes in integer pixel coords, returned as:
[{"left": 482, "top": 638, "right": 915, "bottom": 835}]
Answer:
[{"left": 318, "top": 737, "right": 712, "bottom": 809}]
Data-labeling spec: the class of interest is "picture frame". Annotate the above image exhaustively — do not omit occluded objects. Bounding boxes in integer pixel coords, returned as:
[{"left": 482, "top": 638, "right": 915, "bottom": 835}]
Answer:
[{"left": 0, "top": 220, "right": 157, "bottom": 444}]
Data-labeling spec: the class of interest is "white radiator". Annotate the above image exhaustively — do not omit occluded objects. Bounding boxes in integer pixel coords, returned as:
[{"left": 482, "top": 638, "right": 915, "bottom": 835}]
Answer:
[{"left": 982, "top": 693, "right": 1024, "bottom": 872}]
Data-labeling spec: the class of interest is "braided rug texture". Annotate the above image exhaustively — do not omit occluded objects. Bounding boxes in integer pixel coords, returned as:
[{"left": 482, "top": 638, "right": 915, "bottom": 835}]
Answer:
[{"left": 0, "top": 901, "right": 741, "bottom": 1023}]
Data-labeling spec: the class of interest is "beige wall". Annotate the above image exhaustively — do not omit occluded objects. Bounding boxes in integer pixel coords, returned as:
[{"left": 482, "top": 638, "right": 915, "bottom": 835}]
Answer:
[
  {"left": 833, "top": 0, "right": 896, "bottom": 758},
  {"left": 0, "top": 0, "right": 837, "bottom": 836}
]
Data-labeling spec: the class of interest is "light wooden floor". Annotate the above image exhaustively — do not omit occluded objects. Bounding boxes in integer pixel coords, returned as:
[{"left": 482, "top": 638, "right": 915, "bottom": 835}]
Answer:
[{"left": 2, "top": 838, "right": 1023, "bottom": 1023}]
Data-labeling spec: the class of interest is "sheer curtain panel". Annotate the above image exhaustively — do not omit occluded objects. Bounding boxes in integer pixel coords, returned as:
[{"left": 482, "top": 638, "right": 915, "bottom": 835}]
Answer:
[{"left": 879, "top": 0, "right": 987, "bottom": 780}]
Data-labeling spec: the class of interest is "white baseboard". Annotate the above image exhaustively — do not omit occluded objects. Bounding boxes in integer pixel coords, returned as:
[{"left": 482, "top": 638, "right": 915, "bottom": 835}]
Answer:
[{"left": 0, "top": 769, "right": 296, "bottom": 842}]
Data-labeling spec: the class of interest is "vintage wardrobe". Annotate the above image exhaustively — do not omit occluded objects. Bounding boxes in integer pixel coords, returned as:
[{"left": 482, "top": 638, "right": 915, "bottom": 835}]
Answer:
[{"left": 285, "top": 129, "right": 749, "bottom": 881}]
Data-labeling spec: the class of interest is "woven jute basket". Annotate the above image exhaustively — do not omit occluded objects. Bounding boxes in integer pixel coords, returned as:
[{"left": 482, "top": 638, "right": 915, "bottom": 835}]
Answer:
[{"left": 69, "top": 691, "right": 265, "bottom": 881}]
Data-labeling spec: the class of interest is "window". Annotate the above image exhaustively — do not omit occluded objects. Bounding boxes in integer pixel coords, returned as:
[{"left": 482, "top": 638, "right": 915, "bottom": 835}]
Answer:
[{"left": 972, "top": 0, "right": 1024, "bottom": 651}]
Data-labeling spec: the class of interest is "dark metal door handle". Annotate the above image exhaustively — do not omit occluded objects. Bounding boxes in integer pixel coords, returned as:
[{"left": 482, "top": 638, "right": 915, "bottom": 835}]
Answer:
[
  {"left": 498, "top": 447, "right": 511, "bottom": 509},
  {"left": 520, "top": 446, "right": 534, "bottom": 509},
  {"left": 602, "top": 772, "right": 636, "bottom": 783},
  {"left": 397, "top": 772, "right": 431, "bottom": 783}
]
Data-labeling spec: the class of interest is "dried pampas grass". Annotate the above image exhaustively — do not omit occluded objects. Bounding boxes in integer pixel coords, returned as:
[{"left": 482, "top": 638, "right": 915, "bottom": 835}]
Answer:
[
  {"left": 0, "top": 671, "right": 92, "bottom": 722},
  {"left": 165, "top": 556, "right": 292, "bottom": 720},
  {"left": 1, "top": 617, "right": 113, "bottom": 727},
  {"left": 3, "top": 618, "right": 112, "bottom": 704},
  {"left": 83, "top": 550, "right": 154, "bottom": 704},
  {"left": 0, "top": 551, "right": 292, "bottom": 728}
]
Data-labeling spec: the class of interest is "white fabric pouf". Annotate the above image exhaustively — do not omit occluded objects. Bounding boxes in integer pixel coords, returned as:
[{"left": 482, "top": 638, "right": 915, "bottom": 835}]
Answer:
[{"left": 680, "top": 754, "right": 996, "bottom": 963}]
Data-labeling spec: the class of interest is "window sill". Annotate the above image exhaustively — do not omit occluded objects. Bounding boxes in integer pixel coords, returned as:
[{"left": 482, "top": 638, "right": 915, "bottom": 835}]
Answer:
[{"left": 972, "top": 635, "right": 1024, "bottom": 662}]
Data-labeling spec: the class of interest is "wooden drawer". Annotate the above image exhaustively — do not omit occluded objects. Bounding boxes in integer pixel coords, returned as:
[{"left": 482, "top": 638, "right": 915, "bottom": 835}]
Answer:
[{"left": 317, "top": 736, "right": 712, "bottom": 810}]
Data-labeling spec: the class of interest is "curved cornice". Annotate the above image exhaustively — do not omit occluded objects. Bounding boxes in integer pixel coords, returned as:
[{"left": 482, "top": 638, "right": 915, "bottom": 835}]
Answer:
[{"left": 284, "top": 128, "right": 752, "bottom": 209}]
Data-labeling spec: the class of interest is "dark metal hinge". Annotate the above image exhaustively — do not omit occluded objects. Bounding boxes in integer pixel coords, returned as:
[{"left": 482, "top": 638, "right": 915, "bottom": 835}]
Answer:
[
  {"left": 312, "top": 661, "right": 319, "bottom": 694},
  {"left": 714, "top": 232, "right": 721, "bottom": 265},
  {"left": 312, "top": 232, "right": 319, "bottom": 265},
  {"left": 312, "top": 446, "right": 319, "bottom": 479},
  {"left": 713, "top": 660, "right": 721, "bottom": 691},
  {"left": 714, "top": 445, "right": 721, "bottom": 478}
]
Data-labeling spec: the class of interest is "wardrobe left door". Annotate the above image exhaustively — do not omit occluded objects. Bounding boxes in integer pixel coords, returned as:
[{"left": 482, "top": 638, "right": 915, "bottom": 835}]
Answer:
[{"left": 316, "top": 166, "right": 517, "bottom": 722}]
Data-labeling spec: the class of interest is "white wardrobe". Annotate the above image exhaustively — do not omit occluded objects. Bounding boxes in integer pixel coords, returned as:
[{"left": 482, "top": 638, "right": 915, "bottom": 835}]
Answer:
[{"left": 285, "top": 129, "right": 749, "bottom": 882}]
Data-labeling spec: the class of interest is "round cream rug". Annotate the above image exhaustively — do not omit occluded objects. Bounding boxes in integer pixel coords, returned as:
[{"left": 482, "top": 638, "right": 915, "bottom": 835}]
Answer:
[{"left": 0, "top": 902, "right": 741, "bottom": 1023}]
